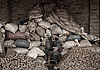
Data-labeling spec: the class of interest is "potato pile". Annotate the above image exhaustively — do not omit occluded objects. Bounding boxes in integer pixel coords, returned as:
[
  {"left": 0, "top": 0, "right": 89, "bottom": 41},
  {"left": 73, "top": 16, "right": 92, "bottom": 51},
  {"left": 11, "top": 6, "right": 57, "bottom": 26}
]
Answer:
[
  {"left": 57, "top": 46, "right": 100, "bottom": 70},
  {"left": 0, "top": 51, "right": 48, "bottom": 70}
]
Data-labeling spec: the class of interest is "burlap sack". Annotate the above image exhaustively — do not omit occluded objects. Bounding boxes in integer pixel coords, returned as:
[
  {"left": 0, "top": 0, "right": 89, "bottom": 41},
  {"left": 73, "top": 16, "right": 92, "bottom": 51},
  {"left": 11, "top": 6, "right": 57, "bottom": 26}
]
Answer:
[
  {"left": 50, "top": 24, "right": 62, "bottom": 34},
  {"left": 36, "top": 26, "right": 45, "bottom": 37},
  {"left": 46, "top": 17, "right": 54, "bottom": 23},
  {"left": 19, "top": 24, "right": 27, "bottom": 32},
  {"left": 29, "top": 14, "right": 43, "bottom": 19},
  {"left": 6, "top": 31, "right": 28, "bottom": 40},
  {"left": 62, "top": 41, "right": 76, "bottom": 49},
  {"left": 25, "top": 31, "right": 35, "bottom": 41},
  {"left": 0, "top": 23, "right": 3, "bottom": 28},
  {"left": 61, "top": 48, "right": 68, "bottom": 56},
  {"left": 45, "top": 29, "right": 51, "bottom": 37},
  {"left": 5, "top": 23, "right": 18, "bottom": 33},
  {"left": 0, "top": 28, "right": 5, "bottom": 33},
  {"left": 38, "top": 21, "right": 51, "bottom": 29},
  {"left": 39, "top": 46, "right": 46, "bottom": 52},
  {"left": 27, "top": 47, "right": 45, "bottom": 59},
  {"left": 56, "top": 9, "right": 70, "bottom": 22},
  {"left": 62, "top": 29, "right": 69, "bottom": 35},
  {"left": 34, "top": 18, "right": 43, "bottom": 23},
  {"left": 29, "top": 9, "right": 43, "bottom": 19},
  {"left": 4, "top": 40, "right": 16, "bottom": 47},
  {"left": 27, "top": 21, "right": 37, "bottom": 33},
  {"left": 49, "top": 12, "right": 81, "bottom": 35},
  {"left": 14, "top": 39, "right": 29, "bottom": 48},
  {"left": 34, "top": 33, "right": 40, "bottom": 41},
  {"left": 80, "top": 40, "right": 92, "bottom": 47},
  {"left": 41, "top": 38, "right": 48, "bottom": 46},
  {"left": 12, "top": 48, "right": 29, "bottom": 54},
  {"left": 0, "top": 43, "right": 2, "bottom": 53},
  {"left": 87, "top": 35, "right": 100, "bottom": 41},
  {"left": 59, "top": 36, "right": 67, "bottom": 43},
  {"left": 28, "top": 41, "right": 41, "bottom": 49}
]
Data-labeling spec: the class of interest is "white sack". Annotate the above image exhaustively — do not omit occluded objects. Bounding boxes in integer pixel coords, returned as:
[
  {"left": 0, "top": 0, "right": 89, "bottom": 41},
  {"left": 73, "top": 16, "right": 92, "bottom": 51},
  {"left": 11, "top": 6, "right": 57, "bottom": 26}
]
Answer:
[
  {"left": 62, "top": 29, "right": 69, "bottom": 35},
  {"left": 38, "top": 21, "right": 51, "bottom": 29},
  {"left": 80, "top": 40, "right": 92, "bottom": 47},
  {"left": 0, "top": 23, "right": 3, "bottom": 28},
  {"left": 19, "top": 24, "right": 27, "bottom": 32},
  {"left": 4, "top": 40, "right": 16, "bottom": 47},
  {"left": 28, "top": 41, "right": 41, "bottom": 49},
  {"left": 12, "top": 48, "right": 29, "bottom": 54},
  {"left": 27, "top": 47, "right": 45, "bottom": 59},
  {"left": 34, "top": 18, "right": 43, "bottom": 23},
  {"left": 62, "top": 41, "right": 76, "bottom": 49},
  {"left": 61, "top": 48, "right": 68, "bottom": 56},
  {"left": 39, "top": 46, "right": 46, "bottom": 52},
  {"left": 0, "top": 43, "right": 2, "bottom": 53},
  {"left": 50, "top": 24, "right": 62, "bottom": 34},
  {"left": 45, "top": 29, "right": 51, "bottom": 37},
  {"left": 80, "top": 27, "right": 85, "bottom": 33},
  {"left": 41, "top": 38, "right": 48, "bottom": 46},
  {"left": 87, "top": 35, "right": 100, "bottom": 41},
  {"left": 5, "top": 23, "right": 18, "bottom": 33},
  {"left": 59, "top": 36, "right": 67, "bottom": 43},
  {"left": 36, "top": 26, "right": 45, "bottom": 37},
  {"left": 27, "top": 21, "right": 37, "bottom": 33},
  {"left": 34, "top": 33, "right": 40, "bottom": 41},
  {"left": 1, "top": 28, "right": 5, "bottom": 33}
]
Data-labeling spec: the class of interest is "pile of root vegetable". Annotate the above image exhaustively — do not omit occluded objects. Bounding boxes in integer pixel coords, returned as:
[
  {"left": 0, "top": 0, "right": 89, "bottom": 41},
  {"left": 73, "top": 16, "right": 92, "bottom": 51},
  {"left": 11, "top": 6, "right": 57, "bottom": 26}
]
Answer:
[
  {"left": 0, "top": 51, "right": 48, "bottom": 70},
  {"left": 57, "top": 46, "right": 100, "bottom": 70}
]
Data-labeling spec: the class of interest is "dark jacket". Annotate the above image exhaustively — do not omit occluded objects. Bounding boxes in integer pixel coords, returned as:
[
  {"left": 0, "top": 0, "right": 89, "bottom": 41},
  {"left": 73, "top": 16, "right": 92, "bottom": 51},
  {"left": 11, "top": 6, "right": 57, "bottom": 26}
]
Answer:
[
  {"left": 45, "top": 36, "right": 62, "bottom": 64},
  {"left": 45, "top": 37, "right": 62, "bottom": 52}
]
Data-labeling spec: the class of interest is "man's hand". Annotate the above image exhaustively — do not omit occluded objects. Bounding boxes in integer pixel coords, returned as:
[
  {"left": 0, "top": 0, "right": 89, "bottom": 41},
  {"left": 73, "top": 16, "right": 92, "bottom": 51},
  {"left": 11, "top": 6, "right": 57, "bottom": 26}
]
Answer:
[{"left": 53, "top": 47, "right": 58, "bottom": 52}]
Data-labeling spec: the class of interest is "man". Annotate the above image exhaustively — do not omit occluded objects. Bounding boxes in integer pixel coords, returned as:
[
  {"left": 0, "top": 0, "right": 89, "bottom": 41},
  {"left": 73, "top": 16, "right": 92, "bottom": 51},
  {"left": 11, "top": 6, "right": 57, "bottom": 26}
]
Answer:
[{"left": 45, "top": 34, "right": 62, "bottom": 65}]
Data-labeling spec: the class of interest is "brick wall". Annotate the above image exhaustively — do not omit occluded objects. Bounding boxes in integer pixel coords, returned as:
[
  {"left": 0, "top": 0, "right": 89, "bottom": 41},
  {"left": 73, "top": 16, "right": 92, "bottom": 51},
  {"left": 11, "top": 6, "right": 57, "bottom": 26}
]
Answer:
[
  {"left": 10, "top": 0, "right": 55, "bottom": 24},
  {"left": 64, "top": 0, "right": 89, "bottom": 33},
  {"left": 0, "top": 0, "right": 8, "bottom": 22},
  {"left": 11, "top": 0, "right": 41, "bottom": 24},
  {"left": 90, "top": 0, "right": 99, "bottom": 36}
]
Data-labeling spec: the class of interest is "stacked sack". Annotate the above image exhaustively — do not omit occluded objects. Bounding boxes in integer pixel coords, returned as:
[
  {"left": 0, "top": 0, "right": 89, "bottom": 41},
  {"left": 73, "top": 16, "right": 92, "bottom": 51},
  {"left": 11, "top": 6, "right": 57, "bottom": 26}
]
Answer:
[
  {"left": 1, "top": 4, "right": 100, "bottom": 59},
  {"left": 0, "top": 3, "right": 100, "bottom": 70},
  {"left": 0, "top": 22, "right": 5, "bottom": 55},
  {"left": 2, "top": 6, "right": 47, "bottom": 59}
]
